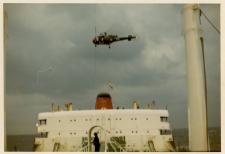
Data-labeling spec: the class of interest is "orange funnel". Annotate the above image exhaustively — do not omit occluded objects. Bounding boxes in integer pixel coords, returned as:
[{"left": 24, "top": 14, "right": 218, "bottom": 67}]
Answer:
[{"left": 96, "top": 93, "right": 113, "bottom": 109}]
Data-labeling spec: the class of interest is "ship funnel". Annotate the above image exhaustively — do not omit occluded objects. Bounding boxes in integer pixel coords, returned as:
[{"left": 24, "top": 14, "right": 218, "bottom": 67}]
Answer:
[
  {"left": 96, "top": 93, "right": 113, "bottom": 109},
  {"left": 133, "top": 101, "right": 140, "bottom": 109},
  {"left": 65, "top": 102, "right": 73, "bottom": 111}
]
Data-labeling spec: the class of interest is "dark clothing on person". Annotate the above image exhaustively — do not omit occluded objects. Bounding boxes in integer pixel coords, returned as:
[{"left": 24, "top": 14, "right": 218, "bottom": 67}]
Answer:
[{"left": 93, "top": 134, "right": 100, "bottom": 152}]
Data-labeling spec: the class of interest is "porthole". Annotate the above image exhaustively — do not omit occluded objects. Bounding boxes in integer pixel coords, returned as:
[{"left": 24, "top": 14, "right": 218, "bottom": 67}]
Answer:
[{"left": 108, "top": 118, "right": 110, "bottom": 120}]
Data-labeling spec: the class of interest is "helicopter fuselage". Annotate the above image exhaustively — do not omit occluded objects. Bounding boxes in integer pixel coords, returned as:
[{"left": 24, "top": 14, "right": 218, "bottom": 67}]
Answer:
[{"left": 92, "top": 33, "right": 136, "bottom": 48}]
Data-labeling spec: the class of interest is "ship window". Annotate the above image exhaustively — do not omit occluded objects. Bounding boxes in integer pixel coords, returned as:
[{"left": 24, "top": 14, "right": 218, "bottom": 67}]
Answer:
[
  {"left": 119, "top": 118, "right": 122, "bottom": 120},
  {"left": 135, "top": 118, "right": 137, "bottom": 120},
  {"left": 40, "top": 132, "right": 48, "bottom": 138},
  {"left": 108, "top": 118, "right": 110, "bottom": 120},
  {"left": 131, "top": 118, "right": 133, "bottom": 120},
  {"left": 160, "top": 116, "right": 168, "bottom": 122},
  {"left": 39, "top": 119, "right": 47, "bottom": 125},
  {"left": 146, "top": 118, "right": 148, "bottom": 120},
  {"left": 97, "top": 118, "right": 99, "bottom": 121},
  {"left": 58, "top": 120, "right": 61, "bottom": 123},
  {"left": 160, "top": 129, "right": 171, "bottom": 135}
]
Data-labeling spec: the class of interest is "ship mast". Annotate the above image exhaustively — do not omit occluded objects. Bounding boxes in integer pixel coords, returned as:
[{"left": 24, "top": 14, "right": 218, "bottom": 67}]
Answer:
[{"left": 182, "top": 4, "right": 208, "bottom": 151}]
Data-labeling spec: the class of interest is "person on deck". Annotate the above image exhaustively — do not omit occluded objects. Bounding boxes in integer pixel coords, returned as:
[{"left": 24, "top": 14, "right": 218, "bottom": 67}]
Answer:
[{"left": 93, "top": 132, "right": 100, "bottom": 152}]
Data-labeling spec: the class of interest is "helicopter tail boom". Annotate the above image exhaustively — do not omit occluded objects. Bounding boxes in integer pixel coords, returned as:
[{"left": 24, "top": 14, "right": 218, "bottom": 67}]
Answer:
[{"left": 118, "top": 35, "right": 136, "bottom": 41}]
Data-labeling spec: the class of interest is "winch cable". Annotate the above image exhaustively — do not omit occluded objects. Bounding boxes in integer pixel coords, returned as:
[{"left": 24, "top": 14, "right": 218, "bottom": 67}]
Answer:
[
  {"left": 200, "top": 9, "right": 220, "bottom": 34},
  {"left": 198, "top": 7, "right": 218, "bottom": 144},
  {"left": 88, "top": 5, "right": 98, "bottom": 109}
]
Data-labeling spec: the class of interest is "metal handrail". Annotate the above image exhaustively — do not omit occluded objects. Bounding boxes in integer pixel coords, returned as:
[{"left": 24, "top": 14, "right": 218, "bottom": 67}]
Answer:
[
  {"left": 110, "top": 138, "right": 126, "bottom": 152},
  {"left": 148, "top": 140, "right": 156, "bottom": 152},
  {"left": 77, "top": 144, "right": 89, "bottom": 152},
  {"left": 109, "top": 141, "right": 117, "bottom": 152}
]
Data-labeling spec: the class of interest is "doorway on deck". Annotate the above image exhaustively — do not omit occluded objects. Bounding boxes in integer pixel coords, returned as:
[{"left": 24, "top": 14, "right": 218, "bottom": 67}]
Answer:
[{"left": 88, "top": 125, "right": 107, "bottom": 152}]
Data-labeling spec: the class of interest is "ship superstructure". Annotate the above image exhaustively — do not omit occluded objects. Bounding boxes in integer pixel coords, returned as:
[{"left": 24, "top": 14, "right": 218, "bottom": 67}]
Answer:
[{"left": 34, "top": 93, "right": 175, "bottom": 152}]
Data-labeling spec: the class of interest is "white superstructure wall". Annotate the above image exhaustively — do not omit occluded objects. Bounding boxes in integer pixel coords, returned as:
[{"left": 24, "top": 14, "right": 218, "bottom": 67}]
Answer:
[
  {"left": 35, "top": 109, "right": 173, "bottom": 151},
  {"left": 37, "top": 110, "right": 170, "bottom": 138}
]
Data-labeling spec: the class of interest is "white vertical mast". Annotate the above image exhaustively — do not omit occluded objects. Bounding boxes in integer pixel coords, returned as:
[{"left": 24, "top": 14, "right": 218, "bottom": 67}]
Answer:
[{"left": 182, "top": 4, "right": 208, "bottom": 151}]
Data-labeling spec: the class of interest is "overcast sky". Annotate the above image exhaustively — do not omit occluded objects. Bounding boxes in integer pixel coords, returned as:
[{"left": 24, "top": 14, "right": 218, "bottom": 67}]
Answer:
[{"left": 4, "top": 4, "right": 220, "bottom": 135}]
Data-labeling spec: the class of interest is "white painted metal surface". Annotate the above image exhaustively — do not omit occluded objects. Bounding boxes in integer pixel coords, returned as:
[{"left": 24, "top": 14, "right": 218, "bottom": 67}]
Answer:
[
  {"left": 182, "top": 4, "right": 208, "bottom": 151},
  {"left": 34, "top": 109, "right": 175, "bottom": 152}
]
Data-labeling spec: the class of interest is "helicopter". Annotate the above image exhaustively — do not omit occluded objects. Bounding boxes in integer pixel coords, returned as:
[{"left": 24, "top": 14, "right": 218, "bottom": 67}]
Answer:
[{"left": 92, "top": 32, "right": 136, "bottom": 48}]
